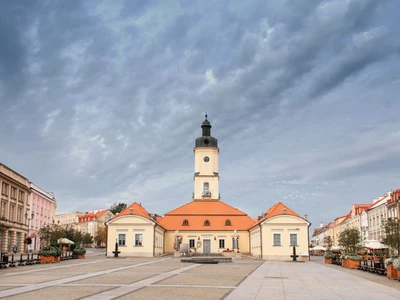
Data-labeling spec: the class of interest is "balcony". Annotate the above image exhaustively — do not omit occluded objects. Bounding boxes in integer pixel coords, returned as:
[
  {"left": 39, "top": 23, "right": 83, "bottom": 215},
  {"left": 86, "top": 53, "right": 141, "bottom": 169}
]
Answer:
[{"left": 202, "top": 191, "right": 211, "bottom": 197}]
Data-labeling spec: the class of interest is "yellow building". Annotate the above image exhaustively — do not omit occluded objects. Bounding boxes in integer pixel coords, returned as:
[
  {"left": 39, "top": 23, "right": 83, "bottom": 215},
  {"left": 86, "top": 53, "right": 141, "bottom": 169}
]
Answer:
[{"left": 106, "top": 116, "right": 310, "bottom": 260}]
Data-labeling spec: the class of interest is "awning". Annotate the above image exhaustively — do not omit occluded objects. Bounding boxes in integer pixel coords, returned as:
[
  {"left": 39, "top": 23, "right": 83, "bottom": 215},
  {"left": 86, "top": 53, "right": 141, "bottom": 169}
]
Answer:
[
  {"left": 57, "top": 238, "right": 75, "bottom": 245},
  {"left": 363, "top": 240, "right": 388, "bottom": 249},
  {"left": 331, "top": 246, "right": 343, "bottom": 251},
  {"left": 311, "top": 245, "right": 326, "bottom": 251}
]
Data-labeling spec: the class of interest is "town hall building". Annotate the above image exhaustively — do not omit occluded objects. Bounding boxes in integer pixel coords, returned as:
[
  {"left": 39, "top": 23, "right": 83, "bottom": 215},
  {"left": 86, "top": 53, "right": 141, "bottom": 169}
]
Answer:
[{"left": 106, "top": 116, "right": 311, "bottom": 261}]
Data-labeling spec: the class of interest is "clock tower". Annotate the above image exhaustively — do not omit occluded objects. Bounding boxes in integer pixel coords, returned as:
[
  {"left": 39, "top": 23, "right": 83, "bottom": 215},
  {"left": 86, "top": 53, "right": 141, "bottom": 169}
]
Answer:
[{"left": 193, "top": 115, "right": 219, "bottom": 201}]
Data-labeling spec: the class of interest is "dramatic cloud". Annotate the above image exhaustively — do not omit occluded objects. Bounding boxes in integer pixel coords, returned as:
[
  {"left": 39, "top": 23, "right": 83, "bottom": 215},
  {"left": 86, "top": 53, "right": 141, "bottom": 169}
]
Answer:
[{"left": 0, "top": 0, "right": 399, "bottom": 230}]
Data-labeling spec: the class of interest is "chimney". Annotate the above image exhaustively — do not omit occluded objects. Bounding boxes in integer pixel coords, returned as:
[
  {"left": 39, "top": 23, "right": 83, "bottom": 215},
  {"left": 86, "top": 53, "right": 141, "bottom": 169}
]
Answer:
[
  {"left": 304, "top": 213, "right": 308, "bottom": 220},
  {"left": 283, "top": 208, "right": 286, "bottom": 214},
  {"left": 130, "top": 208, "right": 133, "bottom": 215}
]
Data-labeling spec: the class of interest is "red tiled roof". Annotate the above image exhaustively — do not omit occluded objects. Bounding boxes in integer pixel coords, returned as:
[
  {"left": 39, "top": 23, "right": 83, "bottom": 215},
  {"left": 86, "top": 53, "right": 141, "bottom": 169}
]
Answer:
[
  {"left": 118, "top": 202, "right": 155, "bottom": 223},
  {"left": 157, "top": 200, "right": 256, "bottom": 230}
]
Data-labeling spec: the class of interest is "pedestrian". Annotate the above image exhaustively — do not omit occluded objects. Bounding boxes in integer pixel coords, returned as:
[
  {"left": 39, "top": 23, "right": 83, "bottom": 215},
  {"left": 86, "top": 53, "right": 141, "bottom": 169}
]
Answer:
[{"left": 12, "top": 245, "right": 17, "bottom": 254}]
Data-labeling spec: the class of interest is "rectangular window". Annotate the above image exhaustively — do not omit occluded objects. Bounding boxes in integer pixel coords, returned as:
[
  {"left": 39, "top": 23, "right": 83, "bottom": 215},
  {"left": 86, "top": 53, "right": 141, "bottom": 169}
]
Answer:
[
  {"left": 11, "top": 187, "right": 16, "bottom": 199},
  {"left": 17, "top": 207, "right": 23, "bottom": 223},
  {"left": 189, "top": 239, "right": 195, "bottom": 248},
  {"left": 18, "top": 191, "right": 24, "bottom": 202},
  {"left": 290, "top": 234, "right": 297, "bottom": 246},
  {"left": 219, "top": 239, "right": 225, "bottom": 248},
  {"left": 118, "top": 234, "right": 126, "bottom": 246},
  {"left": 135, "top": 234, "right": 143, "bottom": 246},
  {"left": 9, "top": 204, "right": 15, "bottom": 221},
  {"left": 273, "top": 233, "right": 281, "bottom": 246},
  {"left": 2, "top": 183, "right": 8, "bottom": 195}
]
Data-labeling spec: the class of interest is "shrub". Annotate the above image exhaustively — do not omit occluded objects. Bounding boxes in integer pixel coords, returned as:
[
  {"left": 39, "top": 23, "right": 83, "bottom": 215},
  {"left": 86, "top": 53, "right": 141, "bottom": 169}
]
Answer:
[
  {"left": 324, "top": 251, "right": 335, "bottom": 259},
  {"left": 39, "top": 246, "right": 57, "bottom": 257},
  {"left": 392, "top": 257, "right": 400, "bottom": 270},
  {"left": 73, "top": 247, "right": 86, "bottom": 255}
]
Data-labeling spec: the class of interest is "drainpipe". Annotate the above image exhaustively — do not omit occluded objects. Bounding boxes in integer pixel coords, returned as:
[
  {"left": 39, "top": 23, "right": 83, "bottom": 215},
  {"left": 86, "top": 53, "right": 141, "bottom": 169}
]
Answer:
[
  {"left": 259, "top": 223, "right": 263, "bottom": 259},
  {"left": 153, "top": 224, "right": 156, "bottom": 257}
]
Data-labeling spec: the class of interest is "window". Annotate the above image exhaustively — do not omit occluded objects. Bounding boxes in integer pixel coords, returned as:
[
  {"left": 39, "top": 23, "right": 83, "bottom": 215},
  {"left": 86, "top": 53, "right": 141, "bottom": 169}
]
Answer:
[
  {"left": 273, "top": 233, "right": 281, "bottom": 246},
  {"left": 219, "top": 239, "right": 225, "bottom": 248},
  {"left": 11, "top": 187, "right": 16, "bottom": 199},
  {"left": 2, "top": 183, "right": 8, "bottom": 195},
  {"left": 290, "top": 234, "right": 297, "bottom": 246},
  {"left": 204, "top": 220, "right": 210, "bottom": 226},
  {"left": 135, "top": 234, "right": 143, "bottom": 246},
  {"left": 9, "top": 204, "right": 15, "bottom": 221},
  {"left": 189, "top": 238, "right": 195, "bottom": 248},
  {"left": 18, "top": 191, "right": 24, "bottom": 202},
  {"left": 0, "top": 202, "right": 5, "bottom": 218},
  {"left": 203, "top": 182, "right": 210, "bottom": 196},
  {"left": 17, "top": 207, "right": 22, "bottom": 223},
  {"left": 225, "top": 219, "right": 231, "bottom": 226},
  {"left": 118, "top": 234, "right": 126, "bottom": 246},
  {"left": 182, "top": 219, "right": 189, "bottom": 226}
]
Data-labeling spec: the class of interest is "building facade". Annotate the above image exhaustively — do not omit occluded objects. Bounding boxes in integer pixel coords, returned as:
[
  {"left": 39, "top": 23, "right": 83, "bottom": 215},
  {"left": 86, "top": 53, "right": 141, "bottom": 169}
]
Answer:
[
  {"left": 106, "top": 117, "right": 310, "bottom": 260},
  {"left": 0, "top": 163, "right": 31, "bottom": 253},
  {"left": 28, "top": 182, "right": 57, "bottom": 251}
]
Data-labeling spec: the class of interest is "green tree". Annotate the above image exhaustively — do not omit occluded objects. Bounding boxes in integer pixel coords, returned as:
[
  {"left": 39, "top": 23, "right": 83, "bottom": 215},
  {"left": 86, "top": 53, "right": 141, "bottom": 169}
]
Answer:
[
  {"left": 82, "top": 233, "right": 93, "bottom": 247},
  {"left": 94, "top": 225, "right": 107, "bottom": 246},
  {"left": 110, "top": 202, "right": 127, "bottom": 214},
  {"left": 381, "top": 218, "right": 400, "bottom": 255},
  {"left": 38, "top": 224, "right": 64, "bottom": 246},
  {"left": 339, "top": 228, "right": 360, "bottom": 253},
  {"left": 324, "top": 236, "right": 333, "bottom": 251}
]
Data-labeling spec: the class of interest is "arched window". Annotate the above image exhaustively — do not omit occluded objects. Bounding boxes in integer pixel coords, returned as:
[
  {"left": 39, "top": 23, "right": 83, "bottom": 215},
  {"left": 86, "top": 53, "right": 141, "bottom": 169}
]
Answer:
[
  {"left": 203, "top": 182, "right": 210, "bottom": 196},
  {"left": 182, "top": 219, "right": 189, "bottom": 226},
  {"left": 225, "top": 219, "right": 231, "bottom": 226},
  {"left": 204, "top": 220, "right": 210, "bottom": 226}
]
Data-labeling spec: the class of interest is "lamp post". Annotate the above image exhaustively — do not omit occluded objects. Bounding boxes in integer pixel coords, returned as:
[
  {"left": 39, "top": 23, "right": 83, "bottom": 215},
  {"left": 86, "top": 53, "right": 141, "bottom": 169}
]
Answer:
[{"left": 25, "top": 212, "right": 34, "bottom": 253}]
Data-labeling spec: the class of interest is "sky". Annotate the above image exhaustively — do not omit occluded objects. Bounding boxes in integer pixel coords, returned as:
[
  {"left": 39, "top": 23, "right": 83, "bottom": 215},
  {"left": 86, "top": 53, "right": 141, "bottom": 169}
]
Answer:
[{"left": 1, "top": 0, "right": 399, "bottom": 232}]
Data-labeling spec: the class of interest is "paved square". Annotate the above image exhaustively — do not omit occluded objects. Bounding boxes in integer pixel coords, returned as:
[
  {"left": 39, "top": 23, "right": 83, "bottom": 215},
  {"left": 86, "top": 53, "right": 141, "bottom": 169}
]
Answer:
[{"left": 0, "top": 251, "right": 399, "bottom": 300}]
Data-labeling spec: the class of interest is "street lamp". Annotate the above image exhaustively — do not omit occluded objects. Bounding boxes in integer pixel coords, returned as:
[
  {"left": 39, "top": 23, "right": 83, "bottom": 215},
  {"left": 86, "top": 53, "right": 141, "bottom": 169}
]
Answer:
[{"left": 25, "top": 212, "right": 34, "bottom": 253}]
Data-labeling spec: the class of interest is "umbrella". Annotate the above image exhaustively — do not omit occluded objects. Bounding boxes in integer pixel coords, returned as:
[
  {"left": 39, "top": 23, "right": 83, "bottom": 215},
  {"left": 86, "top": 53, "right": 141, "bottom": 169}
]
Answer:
[
  {"left": 311, "top": 245, "right": 326, "bottom": 251},
  {"left": 363, "top": 240, "right": 388, "bottom": 250},
  {"left": 57, "top": 238, "right": 75, "bottom": 245}
]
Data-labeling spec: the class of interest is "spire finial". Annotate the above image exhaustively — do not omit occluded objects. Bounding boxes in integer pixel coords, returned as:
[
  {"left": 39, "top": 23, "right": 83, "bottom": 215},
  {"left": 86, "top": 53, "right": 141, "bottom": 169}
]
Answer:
[{"left": 205, "top": 112, "right": 208, "bottom": 120}]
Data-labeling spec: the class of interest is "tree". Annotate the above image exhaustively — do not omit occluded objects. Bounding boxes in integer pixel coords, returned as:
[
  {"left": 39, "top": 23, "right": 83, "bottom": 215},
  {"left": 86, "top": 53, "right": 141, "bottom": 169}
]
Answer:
[
  {"left": 110, "top": 202, "right": 127, "bottom": 214},
  {"left": 38, "top": 224, "right": 64, "bottom": 247},
  {"left": 381, "top": 218, "right": 400, "bottom": 255},
  {"left": 94, "top": 225, "right": 107, "bottom": 247},
  {"left": 339, "top": 228, "right": 360, "bottom": 253},
  {"left": 82, "top": 233, "right": 93, "bottom": 247},
  {"left": 324, "top": 236, "right": 333, "bottom": 251}
]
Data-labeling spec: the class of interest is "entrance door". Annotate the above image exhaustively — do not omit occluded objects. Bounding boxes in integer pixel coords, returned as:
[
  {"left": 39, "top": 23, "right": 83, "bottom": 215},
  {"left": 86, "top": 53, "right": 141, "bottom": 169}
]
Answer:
[{"left": 203, "top": 239, "right": 211, "bottom": 254}]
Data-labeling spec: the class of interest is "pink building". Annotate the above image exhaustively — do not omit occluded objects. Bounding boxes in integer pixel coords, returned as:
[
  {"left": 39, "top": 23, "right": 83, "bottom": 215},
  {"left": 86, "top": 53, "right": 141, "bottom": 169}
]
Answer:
[{"left": 28, "top": 183, "right": 56, "bottom": 251}]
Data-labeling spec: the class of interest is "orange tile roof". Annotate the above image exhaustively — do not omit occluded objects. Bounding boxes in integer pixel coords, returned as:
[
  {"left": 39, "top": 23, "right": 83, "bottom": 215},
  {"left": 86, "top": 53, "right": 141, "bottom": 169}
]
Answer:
[
  {"left": 158, "top": 200, "right": 256, "bottom": 230},
  {"left": 118, "top": 202, "right": 155, "bottom": 222},
  {"left": 258, "top": 202, "right": 301, "bottom": 222}
]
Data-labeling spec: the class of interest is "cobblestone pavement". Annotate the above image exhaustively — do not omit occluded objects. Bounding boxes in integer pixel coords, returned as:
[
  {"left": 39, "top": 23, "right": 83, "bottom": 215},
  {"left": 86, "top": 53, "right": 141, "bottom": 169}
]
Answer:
[
  {"left": 311, "top": 256, "right": 400, "bottom": 291},
  {"left": 0, "top": 250, "right": 398, "bottom": 300}
]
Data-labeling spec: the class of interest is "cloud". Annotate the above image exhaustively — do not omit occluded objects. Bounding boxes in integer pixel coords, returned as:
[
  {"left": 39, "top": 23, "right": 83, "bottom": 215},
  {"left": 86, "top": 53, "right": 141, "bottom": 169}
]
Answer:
[{"left": 0, "top": 0, "right": 399, "bottom": 232}]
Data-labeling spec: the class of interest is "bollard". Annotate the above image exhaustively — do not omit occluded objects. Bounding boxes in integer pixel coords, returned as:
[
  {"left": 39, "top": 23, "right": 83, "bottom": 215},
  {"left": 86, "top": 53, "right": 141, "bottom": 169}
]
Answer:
[
  {"left": 112, "top": 242, "right": 121, "bottom": 258},
  {"left": 290, "top": 246, "right": 299, "bottom": 262}
]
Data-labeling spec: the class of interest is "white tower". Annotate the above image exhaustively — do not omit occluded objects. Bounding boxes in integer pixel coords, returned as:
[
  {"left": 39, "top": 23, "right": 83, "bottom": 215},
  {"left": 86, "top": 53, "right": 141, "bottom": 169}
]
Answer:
[{"left": 193, "top": 115, "right": 220, "bottom": 201}]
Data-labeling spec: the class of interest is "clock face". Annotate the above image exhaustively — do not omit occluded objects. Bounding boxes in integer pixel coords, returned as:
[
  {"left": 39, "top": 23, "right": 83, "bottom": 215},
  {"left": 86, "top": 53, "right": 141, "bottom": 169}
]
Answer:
[{"left": 203, "top": 156, "right": 210, "bottom": 162}]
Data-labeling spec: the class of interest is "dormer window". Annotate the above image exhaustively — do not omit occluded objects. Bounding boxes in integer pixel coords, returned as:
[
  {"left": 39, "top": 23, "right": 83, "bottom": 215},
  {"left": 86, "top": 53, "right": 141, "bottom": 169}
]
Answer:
[
  {"left": 225, "top": 219, "right": 231, "bottom": 226},
  {"left": 182, "top": 219, "right": 189, "bottom": 226},
  {"left": 204, "top": 220, "right": 210, "bottom": 226}
]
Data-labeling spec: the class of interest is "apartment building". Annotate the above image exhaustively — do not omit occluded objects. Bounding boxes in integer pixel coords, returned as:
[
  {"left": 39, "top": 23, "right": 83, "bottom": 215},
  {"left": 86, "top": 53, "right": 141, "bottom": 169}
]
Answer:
[
  {"left": 29, "top": 182, "right": 57, "bottom": 251},
  {"left": 0, "top": 163, "right": 31, "bottom": 252}
]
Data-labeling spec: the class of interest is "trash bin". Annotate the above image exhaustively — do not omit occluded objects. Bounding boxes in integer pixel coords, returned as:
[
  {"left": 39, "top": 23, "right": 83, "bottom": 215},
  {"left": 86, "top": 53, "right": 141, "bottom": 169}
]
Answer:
[{"left": 2, "top": 252, "right": 9, "bottom": 263}]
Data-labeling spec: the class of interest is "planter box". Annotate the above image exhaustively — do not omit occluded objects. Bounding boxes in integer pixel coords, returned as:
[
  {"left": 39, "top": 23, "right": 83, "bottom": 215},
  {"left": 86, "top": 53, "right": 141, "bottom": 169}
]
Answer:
[
  {"left": 325, "top": 258, "right": 332, "bottom": 264},
  {"left": 77, "top": 254, "right": 85, "bottom": 259},
  {"left": 341, "top": 259, "right": 348, "bottom": 268},
  {"left": 54, "top": 256, "right": 61, "bottom": 262},
  {"left": 348, "top": 260, "right": 360, "bottom": 269},
  {"left": 387, "top": 264, "right": 398, "bottom": 280},
  {"left": 222, "top": 252, "right": 235, "bottom": 258},
  {"left": 40, "top": 256, "right": 54, "bottom": 263}
]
